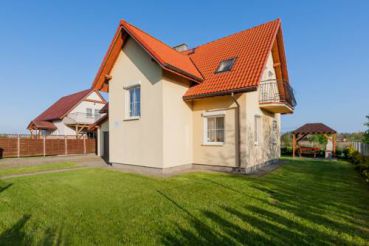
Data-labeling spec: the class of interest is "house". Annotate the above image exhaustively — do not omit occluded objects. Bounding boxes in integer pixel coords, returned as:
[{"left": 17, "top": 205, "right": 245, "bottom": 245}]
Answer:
[
  {"left": 91, "top": 18, "right": 296, "bottom": 174},
  {"left": 28, "top": 89, "right": 107, "bottom": 137}
]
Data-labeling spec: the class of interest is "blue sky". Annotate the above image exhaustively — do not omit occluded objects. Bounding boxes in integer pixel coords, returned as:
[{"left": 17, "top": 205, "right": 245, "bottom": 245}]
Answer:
[{"left": 0, "top": 0, "right": 368, "bottom": 133}]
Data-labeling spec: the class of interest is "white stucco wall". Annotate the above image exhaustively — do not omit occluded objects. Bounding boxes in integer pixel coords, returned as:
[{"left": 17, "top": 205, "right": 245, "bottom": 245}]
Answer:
[
  {"left": 243, "top": 91, "right": 280, "bottom": 170},
  {"left": 261, "top": 52, "right": 277, "bottom": 82},
  {"left": 162, "top": 72, "right": 193, "bottom": 168},
  {"left": 243, "top": 51, "right": 281, "bottom": 170},
  {"left": 192, "top": 95, "right": 243, "bottom": 167},
  {"left": 50, "top": 120, "right": 76, "bottom": 136},
  {"left": 86, "top": 91, "right": 103, "bottom": 101},
  {"left": 108, "top": 38, "right": 194, "bottom": 168},
  {"left": 70, "top": 92, "right": 105, "bottom": 116},
  {"left": 109, "top": 37, "right": 164, "bottom": 167}
]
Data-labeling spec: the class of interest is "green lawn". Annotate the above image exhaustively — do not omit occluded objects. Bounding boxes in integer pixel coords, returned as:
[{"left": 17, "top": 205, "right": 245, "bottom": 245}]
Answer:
[
  {"left": 0, "top": 162, "right": 77, "bottom": 177},
  {"left": 0, "top": 159, "right": 368, "bottom": 245}
]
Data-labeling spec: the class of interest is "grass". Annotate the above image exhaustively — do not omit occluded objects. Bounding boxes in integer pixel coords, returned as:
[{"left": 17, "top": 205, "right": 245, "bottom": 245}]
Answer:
[
  {"left": 0, "top": 162, "right": 78, "bottom": 177},
  {"left": 0, "top": 158, "right": 368, "bottom": 245}
]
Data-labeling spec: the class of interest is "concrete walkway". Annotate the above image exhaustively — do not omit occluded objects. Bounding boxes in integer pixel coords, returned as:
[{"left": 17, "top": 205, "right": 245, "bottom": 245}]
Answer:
[
  {"left": 0, "top": 155, "right": 108, "bottom": 169},
  {"left": 0, "top": 167, "right": 92, "bottom": 179}
]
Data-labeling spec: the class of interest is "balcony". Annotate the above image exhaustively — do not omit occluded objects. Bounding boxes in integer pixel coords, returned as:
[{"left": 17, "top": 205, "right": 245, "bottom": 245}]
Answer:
[
  {"left": 64, "top": 112, "right": 104, "bottom": 126},
  {"left": 259, "top": 79, "right": 296, "bottom": 114}
]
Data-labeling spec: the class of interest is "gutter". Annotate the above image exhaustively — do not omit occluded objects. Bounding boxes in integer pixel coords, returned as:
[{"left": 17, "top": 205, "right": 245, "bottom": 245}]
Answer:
[
  {"left": 230, "top": 93, "right": 241, "bottom": 170},
  {"left": 183, "top": 86, "right": 257, "bottom": 101}
]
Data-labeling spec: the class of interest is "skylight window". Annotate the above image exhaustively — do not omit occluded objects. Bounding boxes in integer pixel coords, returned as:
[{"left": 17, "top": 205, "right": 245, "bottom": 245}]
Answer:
[{"left": 215, "top": 58, "right": 236, "bottom": 73}]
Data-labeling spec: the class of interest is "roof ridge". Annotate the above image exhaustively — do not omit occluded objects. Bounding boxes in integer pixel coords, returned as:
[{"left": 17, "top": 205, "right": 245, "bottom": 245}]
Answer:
[
  {"left": 120, "top": 20, "right": 190, "bottom": 59},
  {"left": 59, "top": 88, "right": 91, "bottom": 99},
  {"left": 190, "top": 18, "right": 281, "bottom": 51}
]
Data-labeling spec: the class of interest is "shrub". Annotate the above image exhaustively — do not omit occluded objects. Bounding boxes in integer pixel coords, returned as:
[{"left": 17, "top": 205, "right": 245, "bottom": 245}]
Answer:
[
  {"left": 345, "top": 146, "right": 369, "bottom": 183},
  {"left": 281, "top": 147, "right": 293, "bottom": 156},
  {"left": 362, "top": 170, "right": 369, "bottom": 183}
]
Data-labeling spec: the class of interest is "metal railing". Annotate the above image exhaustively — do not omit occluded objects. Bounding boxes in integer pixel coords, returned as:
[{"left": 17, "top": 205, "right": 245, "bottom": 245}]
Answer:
[
  {"left": 64, "top": 112, "right": 104, "bottom": 125},
  {"left": 259, "top": 79, "right": 297, "bottom": 108}
]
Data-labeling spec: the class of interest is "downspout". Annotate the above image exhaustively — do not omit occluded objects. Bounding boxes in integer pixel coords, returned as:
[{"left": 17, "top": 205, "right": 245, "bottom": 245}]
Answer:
[{"left": 231, "top": 93, "right": 241, "bottom": 171}]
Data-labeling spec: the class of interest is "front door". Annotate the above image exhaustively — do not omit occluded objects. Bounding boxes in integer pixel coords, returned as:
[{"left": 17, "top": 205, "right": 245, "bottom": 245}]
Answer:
[{"left": 103, "top": 131, "right": 109, "bottom": 162}]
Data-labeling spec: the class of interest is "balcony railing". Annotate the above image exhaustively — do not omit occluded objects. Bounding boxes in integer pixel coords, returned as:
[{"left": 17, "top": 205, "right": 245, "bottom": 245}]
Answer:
[
  {"left": 64, "top": 112, "right": 104, "bottom": 125},
  {"left": 259, "top": 79, "right": 297, "bottom": 109}
]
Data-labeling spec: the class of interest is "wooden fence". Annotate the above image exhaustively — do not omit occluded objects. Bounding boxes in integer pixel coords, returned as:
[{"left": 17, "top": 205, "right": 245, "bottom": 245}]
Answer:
[
  {"left": 352, "top": 142, "right": 369, "bottom": 156},
  {"left": 0, "top": 135, "right": 96, "bottom": 159}
]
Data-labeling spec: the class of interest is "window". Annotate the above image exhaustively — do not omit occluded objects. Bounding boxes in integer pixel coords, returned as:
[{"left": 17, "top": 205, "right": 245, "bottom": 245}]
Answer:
[
  {"left": 254, "top": 115, "right": 262, "bottom": 145},
  {"left": 203, "top": 112, "right": 225, "bottom": 145},
  {"left": 86, "top": 108, "right": 93, "bottom": 118},
  {"left": 94, "top": 109, "right": 100, "bottom": 116},
  {"left": 125, "top": 86, "right": 141, "bottom": 119},
  {"left": 215, "top": 58, "right": 236, "bottom": 73}
]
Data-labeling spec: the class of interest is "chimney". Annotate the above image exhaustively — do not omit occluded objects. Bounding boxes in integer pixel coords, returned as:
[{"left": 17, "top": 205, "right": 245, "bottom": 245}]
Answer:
[{"left": 173, "top": 43, "right": 189, "bottom": 52}]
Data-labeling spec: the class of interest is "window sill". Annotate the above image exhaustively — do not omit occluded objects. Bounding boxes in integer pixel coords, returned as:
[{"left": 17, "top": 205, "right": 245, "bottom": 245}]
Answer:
[
  {"left": 202, "top": 142, "right": 224, "bottom": 146},
  {"left": 124, "top": 117, "right": 140, "bottom": 121}
]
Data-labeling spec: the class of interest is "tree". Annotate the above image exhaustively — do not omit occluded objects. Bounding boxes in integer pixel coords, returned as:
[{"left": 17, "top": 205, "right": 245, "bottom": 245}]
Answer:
[
  {"left": 307, "top": 134, "right": 327, "bottom": 146},
  {"left": 281, "top": 132, "right": 292, "bottom": 147},
  {"left": 363, "top": 115, "right": 369, "bottom": 144}
]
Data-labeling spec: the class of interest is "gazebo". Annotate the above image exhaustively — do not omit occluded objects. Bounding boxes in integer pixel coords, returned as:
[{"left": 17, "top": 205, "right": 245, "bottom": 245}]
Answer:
[{"left": 292, "top": 123, "right": 337, "bottom": 158}]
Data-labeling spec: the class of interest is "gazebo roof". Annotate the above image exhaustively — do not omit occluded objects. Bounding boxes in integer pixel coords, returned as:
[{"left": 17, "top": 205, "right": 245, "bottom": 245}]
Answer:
[{"left": 293, "top": 123, "right": 336, "bottom": 135}]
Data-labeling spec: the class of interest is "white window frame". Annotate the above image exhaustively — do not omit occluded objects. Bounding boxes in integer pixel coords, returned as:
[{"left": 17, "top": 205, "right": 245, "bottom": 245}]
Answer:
[
  {"left": 86, "top": 108, "right": 93, "bottom": 118},
  {"left": 94, "top": 109, "right": 100, "bottom": 116},
  {"left": 124, "top": 83, "right": 141, "bottom": 120},
  {"left": 202, "top": 111, "right": 226, "bottom": 145},
  {"left": 254, "top": 115, "right": 262, "bottom": 145}
]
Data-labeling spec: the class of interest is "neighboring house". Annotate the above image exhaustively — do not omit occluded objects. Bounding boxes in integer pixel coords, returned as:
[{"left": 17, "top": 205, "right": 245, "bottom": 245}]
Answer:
[
  {"left": 28, "top": 89, "right": 107, "bottom": 137},
  {"left": 91, "top": 18, "right": 296, "bottom": 174}
]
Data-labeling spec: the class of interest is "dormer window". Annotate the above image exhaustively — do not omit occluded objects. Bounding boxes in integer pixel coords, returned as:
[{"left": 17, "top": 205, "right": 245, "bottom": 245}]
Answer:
[{"left": 215, "top": 58, "right": 236, "bottom": 73}]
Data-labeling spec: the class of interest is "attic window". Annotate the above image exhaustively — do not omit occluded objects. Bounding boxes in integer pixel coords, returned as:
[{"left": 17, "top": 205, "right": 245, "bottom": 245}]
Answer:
[{"left": 215, "top": 58, "right": 236, "bottom": 73}]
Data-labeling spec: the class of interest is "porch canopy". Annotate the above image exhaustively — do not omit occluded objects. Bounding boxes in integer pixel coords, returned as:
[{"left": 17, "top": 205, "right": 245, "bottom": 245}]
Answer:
[{"left": 292, "top": 123, "right": 337, "bottom": 157}]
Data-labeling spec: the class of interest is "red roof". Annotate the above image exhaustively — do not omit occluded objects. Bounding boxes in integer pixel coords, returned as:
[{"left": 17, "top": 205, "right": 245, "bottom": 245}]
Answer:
[
  {"left": 92, "top": 19, "right": 286, "bottom": 100},
  {"left": 99, "top": 103, "right": 109, "bottom": 113},
  {"left": 29, "top": 120, "right": 57, "bottom": 130},
  {"left": 28, "top": 89, "right": 98, "bottom": 130},
  {"left": 293, "top": 123, "right": 337, "bottom": 134}
]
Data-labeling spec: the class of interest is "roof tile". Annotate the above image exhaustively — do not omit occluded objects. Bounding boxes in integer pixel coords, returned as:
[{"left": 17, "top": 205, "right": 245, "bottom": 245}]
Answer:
[
  {"left": 184, "top": 19, "right": 281, "bottom": 99},
  {"left": 293, "top": 123, "right": 337, "bottom": 134},
  {"left": 120, "top": 20, "right": 203, "bottom": 82}
]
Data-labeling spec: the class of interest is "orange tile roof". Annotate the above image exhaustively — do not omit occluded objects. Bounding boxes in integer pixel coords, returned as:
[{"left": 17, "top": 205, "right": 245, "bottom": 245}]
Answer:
[
  {"left": 120, "top": 20, "right": 203, "bottom": 82},
  {"left": 92, "top": 19, "right": 285, "bottom": 100},
  {"left": 183, "top": 19, "right": 281, "bottom": 99}
]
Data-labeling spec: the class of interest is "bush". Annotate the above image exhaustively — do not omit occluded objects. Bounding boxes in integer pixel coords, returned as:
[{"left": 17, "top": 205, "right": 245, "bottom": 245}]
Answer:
[
  {"left": 335, "top": 149, "right": 345, "bottom": 158},
  {"left": 345, "top": 146, "right": 369, "bottom": 183},
  {"left": 281, "top": 147, "right": 293, "bottom": 156},
  {"left": 362, "top": 170, "right": 369, "bottom": 183}
]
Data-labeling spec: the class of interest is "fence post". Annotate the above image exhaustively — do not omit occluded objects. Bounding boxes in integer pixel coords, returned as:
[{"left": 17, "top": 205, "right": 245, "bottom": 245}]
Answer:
[
  {"left": 65, "top": 136, "right": 68, "bottom": 156},
  {"left": 43, "top": 136, "right": 46, "bottom": 157},
  {"left": 83, "top": 136, "right": 86, "bottom": 155},
  {"left": 17, "top": 134, "right": 20, "bottom": 158}
]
